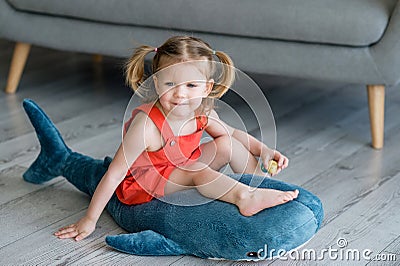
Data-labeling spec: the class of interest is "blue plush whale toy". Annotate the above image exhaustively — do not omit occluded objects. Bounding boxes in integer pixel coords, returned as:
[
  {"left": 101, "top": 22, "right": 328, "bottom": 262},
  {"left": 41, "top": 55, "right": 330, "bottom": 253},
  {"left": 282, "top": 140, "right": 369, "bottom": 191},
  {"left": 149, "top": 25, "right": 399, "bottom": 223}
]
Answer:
[{"left": 22, "top": 99, "right": 323, "bottom": 261}]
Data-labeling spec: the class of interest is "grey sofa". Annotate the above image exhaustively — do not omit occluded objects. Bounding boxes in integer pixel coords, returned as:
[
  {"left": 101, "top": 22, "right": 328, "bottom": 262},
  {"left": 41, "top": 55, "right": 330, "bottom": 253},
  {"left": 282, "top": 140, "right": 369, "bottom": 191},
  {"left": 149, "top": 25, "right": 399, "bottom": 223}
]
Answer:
[{"left": 1, "top": 0, "right": 400, "bottom": 149}]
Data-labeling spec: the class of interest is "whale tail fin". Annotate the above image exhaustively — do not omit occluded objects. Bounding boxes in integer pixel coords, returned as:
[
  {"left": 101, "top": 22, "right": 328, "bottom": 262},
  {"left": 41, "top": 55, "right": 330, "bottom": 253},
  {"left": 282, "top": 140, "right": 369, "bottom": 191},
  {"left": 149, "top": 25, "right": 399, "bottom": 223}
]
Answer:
[{"left": 22, "top": 99, "right": 71, "bottom": 184}]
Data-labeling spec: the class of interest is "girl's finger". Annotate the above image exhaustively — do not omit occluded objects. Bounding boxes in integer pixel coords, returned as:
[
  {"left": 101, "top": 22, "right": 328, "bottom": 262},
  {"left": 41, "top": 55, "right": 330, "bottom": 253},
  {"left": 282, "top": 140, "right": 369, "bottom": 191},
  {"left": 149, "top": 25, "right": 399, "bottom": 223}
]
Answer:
[
  {"left": 284, "top": 157, "right": 289, "bottom": 168},
  {"left": 57, "top": 230, "right": 79, "bottom": 239},
  {"left": 56, "top": 224, "right": 75, "bottom": 233},
  {"left": 280, "top": 158, "right": 287, "bottom": 169},
  {"left": 275, "top": 168, "right": 282, "bottom": 175},
  {"left": 278, "top": 156, "right": 284, "bottom": 167},
  {"left": 55, "top": 226, "right": 77, "bottom": 236},
  {"left": 75, "top": 231, "right": 88, "bottom": 241}
]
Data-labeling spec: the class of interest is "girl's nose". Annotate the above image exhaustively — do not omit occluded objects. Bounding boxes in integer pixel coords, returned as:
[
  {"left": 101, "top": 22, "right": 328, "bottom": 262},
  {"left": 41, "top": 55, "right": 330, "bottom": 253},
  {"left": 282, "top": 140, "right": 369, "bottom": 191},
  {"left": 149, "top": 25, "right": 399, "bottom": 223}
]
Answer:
[{"left": 173, "top": 84, "right": 186, "bottom": 98}]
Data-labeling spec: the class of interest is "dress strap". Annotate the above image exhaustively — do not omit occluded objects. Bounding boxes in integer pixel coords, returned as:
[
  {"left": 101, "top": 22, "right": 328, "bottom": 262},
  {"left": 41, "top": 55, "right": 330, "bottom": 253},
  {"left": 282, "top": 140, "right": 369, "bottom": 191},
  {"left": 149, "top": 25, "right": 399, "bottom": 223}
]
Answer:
[
  {"left": 196, "top": 114, "right": 208, "bottom": 130},
  {"left": 126, "top": 103, "right": 175, "bottom": 141}
]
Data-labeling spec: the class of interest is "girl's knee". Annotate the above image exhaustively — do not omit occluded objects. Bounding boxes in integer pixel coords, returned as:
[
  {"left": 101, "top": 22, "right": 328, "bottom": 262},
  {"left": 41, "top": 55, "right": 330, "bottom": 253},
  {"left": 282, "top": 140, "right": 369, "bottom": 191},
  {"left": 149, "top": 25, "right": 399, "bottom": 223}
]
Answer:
[{"left": 213, "top": 135, "right": 234, "bottom": 163}]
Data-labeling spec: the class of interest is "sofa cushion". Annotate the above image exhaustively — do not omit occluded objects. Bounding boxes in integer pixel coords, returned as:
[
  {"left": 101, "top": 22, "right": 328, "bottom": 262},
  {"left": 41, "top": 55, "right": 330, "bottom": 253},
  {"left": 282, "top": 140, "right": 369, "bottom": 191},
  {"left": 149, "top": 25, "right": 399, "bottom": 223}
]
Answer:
[{"left": 6, "top": 0, "right": 398, "bottom": 47}]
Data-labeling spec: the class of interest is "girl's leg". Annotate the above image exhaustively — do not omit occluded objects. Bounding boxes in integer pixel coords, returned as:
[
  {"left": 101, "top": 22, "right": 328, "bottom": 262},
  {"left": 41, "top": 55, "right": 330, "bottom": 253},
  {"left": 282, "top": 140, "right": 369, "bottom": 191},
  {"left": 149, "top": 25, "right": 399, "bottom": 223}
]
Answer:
[
  {"left": 197, "top": 135, "right": 264, "bottom": 175},
  {"left": 165, "top": 162, "right": 298, "bottom": 216}
]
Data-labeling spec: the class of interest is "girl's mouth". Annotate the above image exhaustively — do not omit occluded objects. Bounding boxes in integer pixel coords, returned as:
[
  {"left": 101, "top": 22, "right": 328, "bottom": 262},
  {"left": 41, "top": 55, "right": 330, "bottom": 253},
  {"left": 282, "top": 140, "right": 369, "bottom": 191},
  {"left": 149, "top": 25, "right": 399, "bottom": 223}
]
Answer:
[{"left": 173, "top": 102, "right": 188, "bottom": 106}]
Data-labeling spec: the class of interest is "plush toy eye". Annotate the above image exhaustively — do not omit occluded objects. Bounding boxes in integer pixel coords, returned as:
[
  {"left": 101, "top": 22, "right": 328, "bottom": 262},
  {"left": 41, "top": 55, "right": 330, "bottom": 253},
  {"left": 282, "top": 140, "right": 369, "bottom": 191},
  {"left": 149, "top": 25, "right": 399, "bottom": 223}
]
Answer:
[{"left": 246, "top": 251, "right": 258, "bottom": 257}]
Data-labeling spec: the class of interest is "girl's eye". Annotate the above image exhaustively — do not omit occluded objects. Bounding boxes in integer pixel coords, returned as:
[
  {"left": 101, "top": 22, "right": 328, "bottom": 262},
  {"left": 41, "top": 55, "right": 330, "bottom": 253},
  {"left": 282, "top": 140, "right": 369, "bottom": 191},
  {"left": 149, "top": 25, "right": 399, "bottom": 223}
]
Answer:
[
  {"left": 187, "top": 83, "right": 197, "bottom": 88},
  {"left": 165, "top": 82, "right": 174, "bottom": 86}
]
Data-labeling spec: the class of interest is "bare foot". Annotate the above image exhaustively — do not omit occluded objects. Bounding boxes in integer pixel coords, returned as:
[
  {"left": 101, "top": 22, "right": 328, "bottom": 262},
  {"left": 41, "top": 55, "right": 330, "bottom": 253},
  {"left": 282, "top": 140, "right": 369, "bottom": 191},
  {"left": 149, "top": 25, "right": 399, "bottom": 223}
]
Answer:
[{"left": 237, "top": 189, "right": 299, "bottom": 216}]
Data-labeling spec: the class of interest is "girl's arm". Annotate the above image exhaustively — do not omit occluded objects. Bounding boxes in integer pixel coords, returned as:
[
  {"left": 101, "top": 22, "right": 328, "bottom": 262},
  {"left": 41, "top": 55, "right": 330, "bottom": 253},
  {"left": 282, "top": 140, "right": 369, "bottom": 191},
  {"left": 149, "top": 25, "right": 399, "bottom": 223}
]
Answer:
[
  {"left": 55, "top": 113, "right": 150, "bottom": 241},
  {"left": 231, "top": 128, "right": 289, "bottom": 173},
  {"left": 205, "top": 110, "right": 288, "bottom": 173}
]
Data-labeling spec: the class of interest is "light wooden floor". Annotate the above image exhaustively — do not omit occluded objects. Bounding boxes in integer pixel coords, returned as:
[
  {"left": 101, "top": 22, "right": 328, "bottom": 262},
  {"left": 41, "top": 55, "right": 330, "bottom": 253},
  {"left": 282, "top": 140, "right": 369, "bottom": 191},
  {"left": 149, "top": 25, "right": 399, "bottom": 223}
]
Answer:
[{"left": 0, "top": 39, "right": 399, "bottom": 266}]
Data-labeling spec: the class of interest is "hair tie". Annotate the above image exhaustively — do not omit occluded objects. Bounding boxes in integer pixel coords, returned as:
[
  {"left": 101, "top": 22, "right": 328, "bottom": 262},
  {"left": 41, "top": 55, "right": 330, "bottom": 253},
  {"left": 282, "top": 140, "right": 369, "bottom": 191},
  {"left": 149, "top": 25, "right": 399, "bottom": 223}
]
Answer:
[
  {"left": 154, "top": 47, "right": 158, "bottom": 53},
  {"left": 212, "top": 50, "right": 216, "bottom": 55}
]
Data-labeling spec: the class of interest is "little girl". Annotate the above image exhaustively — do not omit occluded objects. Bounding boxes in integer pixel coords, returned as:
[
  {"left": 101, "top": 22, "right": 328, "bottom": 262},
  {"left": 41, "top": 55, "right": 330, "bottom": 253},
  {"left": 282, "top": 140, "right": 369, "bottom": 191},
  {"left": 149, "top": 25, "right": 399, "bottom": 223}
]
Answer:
[{"left": 55, "top": 36, "right": 298, "bottom": 241}]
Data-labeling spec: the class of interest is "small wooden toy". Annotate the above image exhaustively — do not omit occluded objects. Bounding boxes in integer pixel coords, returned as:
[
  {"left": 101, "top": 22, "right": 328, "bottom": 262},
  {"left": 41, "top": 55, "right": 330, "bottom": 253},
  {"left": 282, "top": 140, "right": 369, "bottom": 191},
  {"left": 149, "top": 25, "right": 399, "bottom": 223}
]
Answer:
[{"left": 261, "top": 160, "right": 278, "bottom": 175}]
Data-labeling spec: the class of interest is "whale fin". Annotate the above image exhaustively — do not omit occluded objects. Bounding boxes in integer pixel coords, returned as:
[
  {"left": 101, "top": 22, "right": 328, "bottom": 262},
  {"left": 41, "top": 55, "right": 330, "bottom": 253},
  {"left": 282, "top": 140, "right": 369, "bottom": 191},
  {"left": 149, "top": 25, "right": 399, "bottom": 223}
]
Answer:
[
  {"left": 106, "top": 230, "right": 186, "bottom": 256},
  {"left": 22, "top": 99, "right": 71, "bottom": 184}
]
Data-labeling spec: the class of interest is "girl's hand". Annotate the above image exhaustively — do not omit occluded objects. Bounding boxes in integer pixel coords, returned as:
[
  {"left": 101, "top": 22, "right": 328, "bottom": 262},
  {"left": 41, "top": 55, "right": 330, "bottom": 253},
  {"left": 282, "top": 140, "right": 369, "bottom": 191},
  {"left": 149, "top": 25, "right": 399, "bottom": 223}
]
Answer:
[
  {"left": 262, "top": 148, "right": 289, "bottom": 176},
  {"left": 54, "top": 216, "right": 96, "bottom": 241}
]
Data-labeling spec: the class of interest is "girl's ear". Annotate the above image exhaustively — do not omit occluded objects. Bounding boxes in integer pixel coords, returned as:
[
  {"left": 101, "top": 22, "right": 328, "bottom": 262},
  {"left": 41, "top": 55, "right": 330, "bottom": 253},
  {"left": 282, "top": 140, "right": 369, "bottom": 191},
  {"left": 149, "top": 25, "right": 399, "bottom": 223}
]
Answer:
[
  {"left": 153, "top": 75, "right": 158, "bottom": 87},
  {"left": 153, "top": 75, "right": 159, "bottom": 93},
  {"left": 205, "top": 79, "right": 214, "bottom": 95}
]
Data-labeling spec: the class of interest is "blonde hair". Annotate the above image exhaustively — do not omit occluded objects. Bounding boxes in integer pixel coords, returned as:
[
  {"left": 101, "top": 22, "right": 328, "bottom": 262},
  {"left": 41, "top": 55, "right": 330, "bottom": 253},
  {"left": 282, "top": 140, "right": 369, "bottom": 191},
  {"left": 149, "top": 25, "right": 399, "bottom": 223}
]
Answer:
[{"left": 125, "top": 36, "right": 235, "bottom": 113}]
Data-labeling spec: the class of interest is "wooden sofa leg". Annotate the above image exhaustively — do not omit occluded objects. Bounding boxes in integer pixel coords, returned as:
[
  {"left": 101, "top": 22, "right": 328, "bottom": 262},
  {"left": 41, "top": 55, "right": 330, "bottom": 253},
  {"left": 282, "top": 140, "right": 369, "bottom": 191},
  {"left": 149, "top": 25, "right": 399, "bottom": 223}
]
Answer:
[
  {"left": 367, "top": 85, "right": 385, "bottom": 149},
  {"left": 5, "top": 42, "right": 31, "bottom": 94},
  {"left": 93, "top": 54, "right": 103, "bottom": 63}
]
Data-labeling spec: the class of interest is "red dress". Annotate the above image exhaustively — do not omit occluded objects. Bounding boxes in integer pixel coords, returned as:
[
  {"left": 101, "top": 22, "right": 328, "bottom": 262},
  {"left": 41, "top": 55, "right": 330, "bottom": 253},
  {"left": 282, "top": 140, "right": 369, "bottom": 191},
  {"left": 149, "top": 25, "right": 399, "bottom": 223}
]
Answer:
[{"left": 116, "top": 103, "right": 207, "bottom": 205}]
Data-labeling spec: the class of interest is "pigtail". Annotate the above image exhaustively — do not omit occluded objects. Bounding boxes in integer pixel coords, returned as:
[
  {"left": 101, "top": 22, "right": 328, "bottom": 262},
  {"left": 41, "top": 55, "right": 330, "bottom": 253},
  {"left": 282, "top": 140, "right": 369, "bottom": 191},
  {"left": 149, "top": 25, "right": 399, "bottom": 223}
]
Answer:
[
  {"left": 125, "top": 45, "right": 155, "bottom": 91},
  {"left": 211, "top": 50, "right": 236, "bottom": 98}
]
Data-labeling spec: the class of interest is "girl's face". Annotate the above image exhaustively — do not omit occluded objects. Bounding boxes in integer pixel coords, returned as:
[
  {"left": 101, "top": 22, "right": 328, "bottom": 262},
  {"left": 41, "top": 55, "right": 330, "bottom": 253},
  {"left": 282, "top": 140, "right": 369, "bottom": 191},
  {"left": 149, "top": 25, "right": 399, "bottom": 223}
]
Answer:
[{"left": 153, "top": 62, "right": 213, "bottom": 119}]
